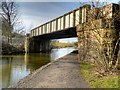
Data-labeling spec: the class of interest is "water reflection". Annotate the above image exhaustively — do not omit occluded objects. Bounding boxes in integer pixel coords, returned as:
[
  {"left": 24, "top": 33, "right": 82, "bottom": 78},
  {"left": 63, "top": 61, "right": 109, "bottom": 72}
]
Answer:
[
  {"left": 51, "top": 48, "right": 75, "bottom": 60},
  {"left": 1, "top": 47, "right": 75, "bottom": 89},
  {"left": 2, "top": 56, "right": 31, "bottom": 88}
]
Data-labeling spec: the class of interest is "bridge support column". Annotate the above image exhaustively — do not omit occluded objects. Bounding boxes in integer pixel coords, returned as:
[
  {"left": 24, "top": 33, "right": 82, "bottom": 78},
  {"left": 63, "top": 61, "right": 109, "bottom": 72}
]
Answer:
[
  {"left": 76, "top": 19, "right": 119, "bottom": 69},
  {"left": 29, "top": 39, "right": 51, "bottom": 53},
  {"left": 34, "top": 40, "right": 40, "bottom": 53},
  {"left": 39, "top": 40, "right": 51, "bottom": 52}
]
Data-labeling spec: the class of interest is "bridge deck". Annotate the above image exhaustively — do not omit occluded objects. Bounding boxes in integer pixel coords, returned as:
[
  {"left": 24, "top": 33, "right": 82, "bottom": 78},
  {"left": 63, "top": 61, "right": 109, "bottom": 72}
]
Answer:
[
  {"left": 31, "top": 4, "right": 115, "bottom": 37},
  {"left": 31, "top": 4, "right": 90, "bottom": 37}
]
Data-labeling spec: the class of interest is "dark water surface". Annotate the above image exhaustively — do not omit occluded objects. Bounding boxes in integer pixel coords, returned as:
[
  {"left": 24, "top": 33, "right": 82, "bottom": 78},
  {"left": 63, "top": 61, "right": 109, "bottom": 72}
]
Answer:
[{"left": 0, "top": 47, "right": 76, "bottom": 89}]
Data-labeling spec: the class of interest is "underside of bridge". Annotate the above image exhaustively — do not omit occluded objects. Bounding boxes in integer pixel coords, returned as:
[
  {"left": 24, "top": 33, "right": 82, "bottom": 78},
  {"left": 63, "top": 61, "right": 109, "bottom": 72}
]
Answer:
[
  {"left": 33, "top": 27, "right": 77, "bottom": 40},
  {"left": 26, "top": 27, "right": 77, "bottom": 53}
]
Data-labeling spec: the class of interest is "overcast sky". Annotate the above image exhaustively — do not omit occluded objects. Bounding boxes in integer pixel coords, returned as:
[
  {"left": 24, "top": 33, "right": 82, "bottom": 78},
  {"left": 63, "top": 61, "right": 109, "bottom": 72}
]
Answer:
[
  {"left": 18, "top": 2, "right": 81, "bottom": 42},
  {"left": 18, "top": 2, "right": 81, "bottom": 32},
  {"left": 17, "top": 0, "right": 119, "bottom": 42}
]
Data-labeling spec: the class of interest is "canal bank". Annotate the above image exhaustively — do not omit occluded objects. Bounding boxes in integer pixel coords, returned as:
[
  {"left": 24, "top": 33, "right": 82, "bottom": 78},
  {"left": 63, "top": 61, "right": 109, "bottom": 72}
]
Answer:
[
  {"left": 11, "top": 51, "right": 89, "bottom": 88},
  {"left": 1, "top": 48, "right": 76, "bottom": 89}
]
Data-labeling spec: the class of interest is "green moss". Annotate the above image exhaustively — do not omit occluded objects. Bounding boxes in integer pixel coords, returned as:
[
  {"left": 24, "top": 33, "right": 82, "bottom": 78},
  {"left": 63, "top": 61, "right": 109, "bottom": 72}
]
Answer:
[{"left": 80, "top": 61, "right": 119, "bottom": 88}]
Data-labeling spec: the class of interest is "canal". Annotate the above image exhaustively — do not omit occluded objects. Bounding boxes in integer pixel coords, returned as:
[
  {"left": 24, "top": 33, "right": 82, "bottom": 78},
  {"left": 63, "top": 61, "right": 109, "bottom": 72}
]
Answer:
[{"left": 0, "top": 47, "right": 76, "bottom": 89}]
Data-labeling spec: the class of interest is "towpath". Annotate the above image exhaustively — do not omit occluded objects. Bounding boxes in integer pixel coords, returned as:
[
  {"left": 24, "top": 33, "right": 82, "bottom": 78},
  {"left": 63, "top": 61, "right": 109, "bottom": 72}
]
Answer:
[{"left": 13, "top": 53, "right": 89, "bottom": 88}]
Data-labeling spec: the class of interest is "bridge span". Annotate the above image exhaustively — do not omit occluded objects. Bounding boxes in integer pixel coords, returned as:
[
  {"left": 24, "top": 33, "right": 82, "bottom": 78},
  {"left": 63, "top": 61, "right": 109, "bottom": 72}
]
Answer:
[
  {"left": 25, "top": 3, "right": 119, "bottom": 53},
  {"left": 30, "top": 4, "right": 89, "bottom": 38},
  {"left": 26, "top": 4, "right": 91, "bottom": 53}
]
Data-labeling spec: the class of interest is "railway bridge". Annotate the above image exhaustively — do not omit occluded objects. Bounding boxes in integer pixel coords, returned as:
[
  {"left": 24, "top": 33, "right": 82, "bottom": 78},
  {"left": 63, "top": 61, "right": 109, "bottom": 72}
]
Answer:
[{"left": 25, "top": 3, "right": 119, "bottom": 53}]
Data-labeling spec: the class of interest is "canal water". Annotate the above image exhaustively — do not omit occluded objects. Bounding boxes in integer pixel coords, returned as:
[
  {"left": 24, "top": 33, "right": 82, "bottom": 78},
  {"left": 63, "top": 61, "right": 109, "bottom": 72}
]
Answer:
[{"left": 0, "top": 47, "right": 76, "bottom": 89}]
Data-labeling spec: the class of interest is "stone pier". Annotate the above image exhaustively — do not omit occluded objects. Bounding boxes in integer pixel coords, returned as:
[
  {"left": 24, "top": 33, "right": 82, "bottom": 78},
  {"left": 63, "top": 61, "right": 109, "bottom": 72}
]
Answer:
[
  {"left": 24, "top": 36, "right": 51, "bottom": 53},
  {"left": 25, "top": 37, "right": 51, "bottom": 53},
  {"left": 76, "top": 3, "right": 120, "bottom": 69}
]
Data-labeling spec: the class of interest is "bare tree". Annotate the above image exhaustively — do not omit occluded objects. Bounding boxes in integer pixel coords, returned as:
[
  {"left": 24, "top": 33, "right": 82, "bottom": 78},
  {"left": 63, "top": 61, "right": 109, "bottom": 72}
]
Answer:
[
  {"left": 118, "top": 1, "right": 120, "bottom": 4},
  {"left": 1, "top": 0, "right": 18, "bottom": 44}
]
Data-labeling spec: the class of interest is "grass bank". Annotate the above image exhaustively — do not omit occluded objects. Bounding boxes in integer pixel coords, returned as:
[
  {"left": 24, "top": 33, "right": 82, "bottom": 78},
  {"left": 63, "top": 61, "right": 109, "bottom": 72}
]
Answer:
[
  {"left": 80, "top": 61, "right": 119, "bottom": 88},
  {"left": 51, "top": 41, "right": 74, "bottom": 48}
]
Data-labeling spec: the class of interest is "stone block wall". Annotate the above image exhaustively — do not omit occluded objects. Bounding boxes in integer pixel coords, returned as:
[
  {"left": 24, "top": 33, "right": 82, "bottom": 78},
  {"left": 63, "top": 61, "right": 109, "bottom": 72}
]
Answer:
[{"left": 77, "top": 18, "right": 119, "bottom": 70}]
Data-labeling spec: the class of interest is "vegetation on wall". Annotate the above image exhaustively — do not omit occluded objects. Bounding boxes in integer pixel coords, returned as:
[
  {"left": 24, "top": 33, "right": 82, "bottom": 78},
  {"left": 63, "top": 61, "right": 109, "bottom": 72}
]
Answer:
[
  {"left": 76, "top": 2, "right": 120, "bottom": 88},
  {"left": 77, "top": 2, "right": 120, "bottom": 72}
]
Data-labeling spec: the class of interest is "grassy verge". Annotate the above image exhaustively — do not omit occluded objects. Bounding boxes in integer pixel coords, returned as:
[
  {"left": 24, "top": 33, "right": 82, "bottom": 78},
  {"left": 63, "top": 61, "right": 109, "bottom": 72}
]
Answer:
[
  {"left": 51, "top": 42, "right": 74, "bottom": 48},
  {"left": 80, "top": 61, "right": 119, "bottom": 88}
]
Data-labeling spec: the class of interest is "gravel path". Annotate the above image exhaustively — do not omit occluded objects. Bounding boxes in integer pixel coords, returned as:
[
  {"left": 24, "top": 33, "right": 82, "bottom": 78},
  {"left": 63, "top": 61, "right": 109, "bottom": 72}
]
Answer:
[{"left": 13, "top": 53, "right": 89, "bottom": 88}]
